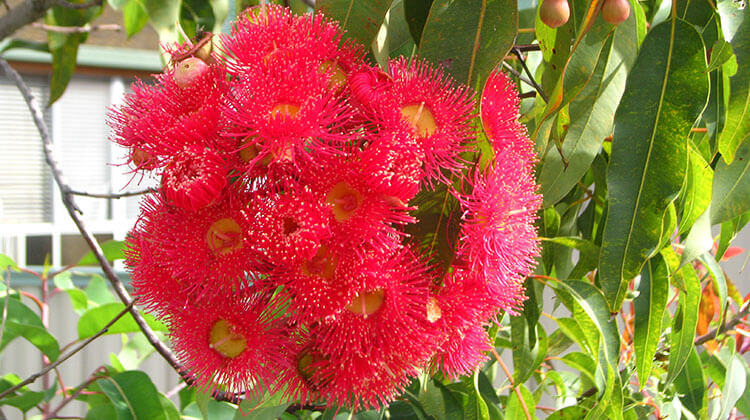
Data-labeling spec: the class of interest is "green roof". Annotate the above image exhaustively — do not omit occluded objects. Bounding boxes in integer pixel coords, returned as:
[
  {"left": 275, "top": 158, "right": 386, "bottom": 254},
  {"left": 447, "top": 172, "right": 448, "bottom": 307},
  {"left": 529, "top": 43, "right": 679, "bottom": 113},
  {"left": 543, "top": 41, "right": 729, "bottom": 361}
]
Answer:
[{"left": 3, "top": 44, "right": 164, "bottom": 72}]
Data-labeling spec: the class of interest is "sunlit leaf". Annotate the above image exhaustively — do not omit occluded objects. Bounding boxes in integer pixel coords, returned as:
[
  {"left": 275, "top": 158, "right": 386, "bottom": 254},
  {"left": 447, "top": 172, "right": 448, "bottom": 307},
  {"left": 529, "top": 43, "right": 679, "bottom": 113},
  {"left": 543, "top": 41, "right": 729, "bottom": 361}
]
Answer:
[
  {"left": 599, "top": 18, "right": 709, "bottom": 311},
  {"left": 717, "top": 0, "right": 749, "bottom": 163},
  {"left": 418, "top": 0, "right": 518, "bottom": 88},
  {"left": 316, "top": 0, "right": 392, "bottom": 48},
  {"left": 77, "top": 302, "right": 167, "bottom": 340},
  {"left": 633, "top": 254, "right": 669, "bottom": 388}
]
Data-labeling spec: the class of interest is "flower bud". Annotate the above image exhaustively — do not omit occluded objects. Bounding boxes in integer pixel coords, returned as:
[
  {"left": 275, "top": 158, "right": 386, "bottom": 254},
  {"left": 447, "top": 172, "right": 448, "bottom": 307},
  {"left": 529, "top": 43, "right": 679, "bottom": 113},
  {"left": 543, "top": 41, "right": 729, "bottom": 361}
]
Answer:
[
  {"left": 540, "top": 0, "right": 570, "bottom": 28},
  {"left": 602, "top": 0, "right": 630, "bottom": 24}
]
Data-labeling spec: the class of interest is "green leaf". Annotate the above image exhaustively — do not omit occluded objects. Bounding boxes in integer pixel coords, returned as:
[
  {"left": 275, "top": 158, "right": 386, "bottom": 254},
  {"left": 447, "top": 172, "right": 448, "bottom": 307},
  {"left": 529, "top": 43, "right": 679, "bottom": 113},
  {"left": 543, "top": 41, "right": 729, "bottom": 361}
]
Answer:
[
  {"left": 717, "top": 211, "right": 750, "bottom": 259},
  {"left": 538, "top": 1, "right": 639, "bottom": 206},
  {"left": 713, "top": 354, "right": 747, "bottom": 420},
  {"left": 559, "top": 352, "right": 597, "bottom": 384},
  {"left": 45, "top": 0, "right": 102, "bottom": 104},
  {"left": 540, "top": 236, "right": 599, "bottom": 278},
  {"left": 548, "top": 406, "right": 587, "bottom": 420},
  {"left": 418, "top": 0, "right": 518, "bottom": 88},
  {"left": 84, "top": 275, "right": 117, "bottom": 305},
  {"left": 0, "top": 254, "right": 17, "bottom": 271},
  {"left": 315, "top": 0, "right": 392, "bottom": 48},
  {"left": 675, "top": 343, "right": 707, "bottom": 417},
  {"left": 140, "top": 0, "right": 181, "bottom": 41},
  {"left": 0, "top": 298, "right": 59, "bottom": 362},
  {"left": 158, "top": 393, "right": 181, "bottom": 420},
  {"left": 511, "top": 318, "right": 548, "bottom": 384},
  {"left": 372, "top": 0, "right": 416, "bottom": 68},
  {"left": 78, "top": 240, "right": 125, "bottom": 266},
  {"left": 77, "top": 302, "right": 167, "bottom": 340},
  {"left": 678, "top": 146, "right": 713, "bottom": 234},
  {"left": 123, "top": 0, "right": 149, "bottom": 38},
  {"left": 598, "top": 18, "right": 709, "bottom": 311},
  {"left": 53, "top": 271, "right": 88, "bottom": 313},
  {"left": 711, "top": 139, "right": 750, "bottom": 224},
  {"left": 2, "top": 391, "right": 46, "bottom": 412},
  {"left": 699, "top": 252, "right": 728, "bottom": 328},
  {"left": 680, "top": 206, "right": 713, "bottom": 268},
  {"left": 97, "top": 371, "right": 168, "bottom": 420},
  {"left": 0, "top": 39, "right": 50, "bottom": 55},
  {"left": 464, "top": 372, "right": 490, "bottom": 420},
  {"left": 633, "top": 254, "right": 669, "bottom": 388},
  {"left": 236, "top": 392, "right": 290, "bottom": 419},
  {"left": 505, "top": 384, "right": 537, "bottom": 420},
  {"left": 404, "top": 0, "right": 432, "bottom": 45},
  {"left": 666, "top": 263, "right": 701, "bottom": 385},
  {"left": 550, "top": 280, "right": 619, "bottom": 368},
  {"left": 717, "top": 0, "right": 749, "bottom": 163},
  {"left": 707, "top": 39, "right": 736, "bottom": 73}
]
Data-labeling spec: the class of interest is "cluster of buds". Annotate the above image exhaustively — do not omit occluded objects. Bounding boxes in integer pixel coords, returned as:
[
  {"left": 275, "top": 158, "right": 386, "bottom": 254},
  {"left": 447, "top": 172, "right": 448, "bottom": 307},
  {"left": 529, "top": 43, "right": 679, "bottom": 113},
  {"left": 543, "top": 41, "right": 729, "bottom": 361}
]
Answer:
[
  {"left": 540, "top": 0, "right": 630, "bottom": 28},
  {"left": 110, "top": 5, "right": 540, "bottom": 410}
]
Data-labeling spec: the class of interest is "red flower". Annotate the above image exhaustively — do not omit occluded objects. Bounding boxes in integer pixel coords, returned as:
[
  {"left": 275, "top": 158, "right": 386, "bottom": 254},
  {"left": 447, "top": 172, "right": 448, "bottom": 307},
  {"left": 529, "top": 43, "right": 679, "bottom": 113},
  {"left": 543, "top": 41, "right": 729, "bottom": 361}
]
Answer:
[
  {"left": 377, "top": 58, "right": 476, "bottom": 185},
  {"left": 480, "top": 70, "right": 536, "bottom": 164},
  {"left": 168, "top": 288, "right": 290, "bottom": 397},
  {"left": 127, "top": 189, "right": 259, "bottom": 295},
  {"left": 455, "top": 152, "right": 541, "bottom": 313},
  {"left": 108, "top": 61, "right": 232, "bottom": 171},
  {"left": 161, "top": 146, "right": 228, "bottom": 211},
  {"left": 247, "top": 182, "right": 332, "bottom": 267},
  {"left": 304, "top": 154, "right": 413, "bottom": 256}
]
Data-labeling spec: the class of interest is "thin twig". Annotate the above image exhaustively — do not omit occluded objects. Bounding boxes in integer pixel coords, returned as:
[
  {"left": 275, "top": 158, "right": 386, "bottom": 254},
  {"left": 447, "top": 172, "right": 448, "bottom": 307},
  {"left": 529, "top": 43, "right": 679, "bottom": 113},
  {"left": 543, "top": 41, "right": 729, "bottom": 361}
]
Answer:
[
  {"left": 68, "top": 188, "right": 151, "bottom": 199},
  {"left": 501, "top": 61, "right": 538, "bottom": 92},
  {"left": 514, "top": 44, "right": 541, "bottom": 53},
  {"left": 695, "top": 301, "right": 750, "bottom": 345},
  {"left": 511, "top": 47, "right": 548, "bottom": 103},
  {"left": 491, "top": 348, "right": 532, "bottom": 420},
  {"left": 44, "top": 371, "right": 103, "bottom": 420},
  {"left": 0, "top": 301, "right": 135, "bottom": 400},
  {"left": 31, "top": 22, "right": 120, "bottom": 33},
  {"left": 2, "top": 0, "right": 10, "bottom": 12},
  {"left": 54, "top": 0, "right": 102, "bottom": 9}
]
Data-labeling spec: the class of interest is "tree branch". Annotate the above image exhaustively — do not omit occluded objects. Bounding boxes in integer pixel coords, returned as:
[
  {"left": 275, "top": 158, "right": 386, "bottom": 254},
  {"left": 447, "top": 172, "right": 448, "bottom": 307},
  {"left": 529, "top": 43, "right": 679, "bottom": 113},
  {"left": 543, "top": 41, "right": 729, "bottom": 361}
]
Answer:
[
  {"left": 0, "top": 0, "right": 56, "bottom": 42},
  {"left": 511, "top": 47, "right": 548, "bottom": 103},
  {"left": 69, "top": 188, "right": 151, "bottom": 199},
  {"left": 0, "top": 301, "right": 135, "bottom": 400},
  {"left": 31, "top": 22, "right": 120, "bottom": 33},
  {"left": 695, "top": 301, "right": 750, "bottom": 346}
]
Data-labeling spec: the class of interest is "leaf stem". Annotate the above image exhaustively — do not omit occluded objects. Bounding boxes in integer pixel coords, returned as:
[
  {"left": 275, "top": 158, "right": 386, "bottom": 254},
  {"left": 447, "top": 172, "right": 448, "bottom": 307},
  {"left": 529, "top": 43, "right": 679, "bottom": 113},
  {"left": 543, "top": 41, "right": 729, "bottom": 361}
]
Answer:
[{"left": 490, "top": 348, "right": 532, "bottom": 420}]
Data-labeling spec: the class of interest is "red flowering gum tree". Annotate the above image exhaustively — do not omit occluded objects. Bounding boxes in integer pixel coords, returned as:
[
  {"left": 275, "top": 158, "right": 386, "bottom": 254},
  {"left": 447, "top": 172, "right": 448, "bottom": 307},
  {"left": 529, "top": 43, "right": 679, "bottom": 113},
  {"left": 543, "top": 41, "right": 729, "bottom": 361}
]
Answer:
[{"left": 110, "top": 4, "right": 540, "bottom": 413}]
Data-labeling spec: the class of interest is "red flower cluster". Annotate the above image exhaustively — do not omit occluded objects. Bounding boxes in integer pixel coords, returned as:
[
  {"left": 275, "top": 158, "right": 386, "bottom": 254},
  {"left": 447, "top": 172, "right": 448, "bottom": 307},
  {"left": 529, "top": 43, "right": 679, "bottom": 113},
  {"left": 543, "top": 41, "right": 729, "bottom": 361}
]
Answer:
[{"left": 110, "top": 5, "right": 540, "bottom": 410}]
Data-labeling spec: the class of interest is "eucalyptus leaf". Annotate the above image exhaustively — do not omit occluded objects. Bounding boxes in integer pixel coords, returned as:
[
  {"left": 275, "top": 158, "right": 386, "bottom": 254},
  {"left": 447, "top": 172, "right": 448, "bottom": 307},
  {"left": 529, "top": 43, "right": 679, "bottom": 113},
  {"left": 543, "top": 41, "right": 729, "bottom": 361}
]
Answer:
[{"left": 599, "top": 18, "right": 709, "bottom": 311}]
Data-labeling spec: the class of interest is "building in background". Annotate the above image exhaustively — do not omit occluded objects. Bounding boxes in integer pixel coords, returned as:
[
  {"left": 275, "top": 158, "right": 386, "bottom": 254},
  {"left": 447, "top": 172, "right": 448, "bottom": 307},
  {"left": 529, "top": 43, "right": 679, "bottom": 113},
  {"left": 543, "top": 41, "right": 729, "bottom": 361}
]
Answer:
[{"left": 0, "top": 5, "right": 162, "bottom": 267}]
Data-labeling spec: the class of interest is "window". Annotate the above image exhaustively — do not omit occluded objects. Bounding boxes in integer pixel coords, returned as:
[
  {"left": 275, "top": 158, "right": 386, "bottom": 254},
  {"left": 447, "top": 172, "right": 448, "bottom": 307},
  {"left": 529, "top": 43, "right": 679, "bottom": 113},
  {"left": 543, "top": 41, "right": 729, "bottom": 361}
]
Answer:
[{"left": 0, "top": 72, "right": 150, "bottom": 268}]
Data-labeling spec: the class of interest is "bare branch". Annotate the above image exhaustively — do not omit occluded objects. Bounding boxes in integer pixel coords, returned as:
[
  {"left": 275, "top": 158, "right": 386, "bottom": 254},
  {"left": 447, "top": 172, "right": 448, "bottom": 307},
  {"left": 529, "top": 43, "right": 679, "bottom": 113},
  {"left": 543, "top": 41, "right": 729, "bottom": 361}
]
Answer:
[
  {"left": 54, "top": 0, "right": 102, "bottom": 9},
  {"left": 31, "top": 22, "right": 120, "bottom": 33},
  {"left": 491, "top": 348, "right": 532, "bottom": 420},
  {"left": 511, "top": 47, "right": 548, "bottom": 103},
  {"left": 44, "top": 371, "right": 103, "bottom": 420},
  {"left": 0, "top": 0, "right": 56, "bottom": 42},
  {"left": 0, "top": 300, "right": 135, "bottom": 400},
  {"left": 69, "top": 188, "right": 151, "bottom": 199}
]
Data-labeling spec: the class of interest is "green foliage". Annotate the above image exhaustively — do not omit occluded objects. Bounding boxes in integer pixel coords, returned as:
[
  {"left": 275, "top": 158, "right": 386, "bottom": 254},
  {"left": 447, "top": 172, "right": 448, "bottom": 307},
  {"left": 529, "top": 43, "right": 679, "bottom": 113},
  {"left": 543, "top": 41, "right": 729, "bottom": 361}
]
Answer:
[{"left": 4, "top": 0, "right": 750, "bottom": 418}]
